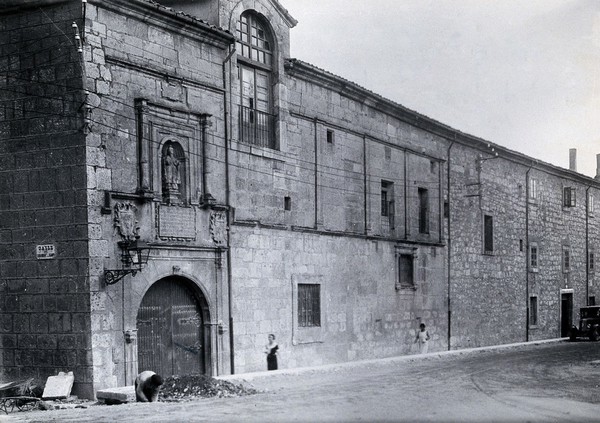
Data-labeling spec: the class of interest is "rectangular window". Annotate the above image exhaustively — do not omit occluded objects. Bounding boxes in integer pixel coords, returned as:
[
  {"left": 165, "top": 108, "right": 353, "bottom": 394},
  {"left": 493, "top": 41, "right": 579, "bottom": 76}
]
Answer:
[
  {"left": 381, "top": 182, "right": 390, "bottom": 217},
  {"left": 589, "top": 296, "right": 596, "bottom": 306},
  {"left": 381, "top": 181, "right": 394, "bottom": 229},
  {"left": 326, "top": 129, "right": 334, "bottom": 144},
  {"left": 298, "top": 284, "right": 321, "bottom": 327},
  {"left": 484, "top": 215, "right": 494, "bottom": 254},
  {"left": 563, "top": 247, "right": 570, "bottom": 273},
  {"left": 590, "top": 194, "right": 595, "bottom": 215},
  {"left": 529, "top": 243, "right": 538, "bottom": 272},
  {"left": 284, "top": 196, "right": 292, "bottom": 211},
  {"left": 563, "top": 187, "right": 576, "bottom": 207},
  {"left": 418, "top": 188, "right": 430, "bottom": 234},
  {"left": 398, "top": 254, "right": 414, "bottom": 288},
  {"left": 529, "top": 296, "right": 538, "bottom": 326},
  {"left": 529, "top": 178, "right": 538, "bottom": 200},
  {"left": 590, "top": 252, "right": 595, "bottom": 272}
]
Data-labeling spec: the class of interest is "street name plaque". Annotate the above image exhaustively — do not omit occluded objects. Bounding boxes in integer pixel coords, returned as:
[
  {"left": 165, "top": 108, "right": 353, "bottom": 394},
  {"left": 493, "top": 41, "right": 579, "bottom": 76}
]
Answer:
[{"left": 36, "top": 244, "right": 56, "bottom": 260}]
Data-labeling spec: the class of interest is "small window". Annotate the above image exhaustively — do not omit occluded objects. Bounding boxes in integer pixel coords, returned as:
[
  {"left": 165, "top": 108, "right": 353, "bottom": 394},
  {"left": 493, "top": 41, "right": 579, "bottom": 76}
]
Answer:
[
  {"left": 563, "top": 187, "right": 576, "bottom": 207},
  {"left": 298, "top": 284, "right": 321, "bottom": 327},
  {"left": 430, "top": 161, "right": 436, "bottom": 174},
  {"left": 529, "top": 177, "right": 538, "bottom": 201},
  {"left": 563, "top": 247, "right": 570, "bottom": 273},
  {"left": 381, "top": 181, "right": 393, "bottom": 217},
  {"left": 590, "top": 252, "right": 595, "bottom": 272},
  {"left": 589, "top": 296, "right": 596, "bottom": 306},
  {"left": 418, "top": 188, "right": 429, "bottom": 234},
  {"left": 529, "top": 296, "right": 538, "bottom": 326},
  {"left": 384, "top": 146, "right": 391, "bottom": 160},
  {"left": 284, "top": 196, "right": 291, "bottom": 211},
  {"left": 326, "top": 129, "right": 334, "bottom": 144},
  {"left": 529, "top": 243, "right": 539, "bottom": 272},
  {"left": 483, "top": 215, "right": 494, "bottom": 254},
  {"left": 590, "top": 194, "right": 595, "bottom": 215},
  {"left": 398, "top": 254, "right": 414, "bottom": 288}
]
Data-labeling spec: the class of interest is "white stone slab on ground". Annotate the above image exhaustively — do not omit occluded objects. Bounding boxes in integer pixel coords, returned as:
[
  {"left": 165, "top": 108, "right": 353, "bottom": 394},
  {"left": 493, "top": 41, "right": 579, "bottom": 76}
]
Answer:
[
  {"left": 96, "top": 386, "right": 136, "bottom": 404},
  {"left": 42, "top": 371, "right": 74, "bottom": 400}
]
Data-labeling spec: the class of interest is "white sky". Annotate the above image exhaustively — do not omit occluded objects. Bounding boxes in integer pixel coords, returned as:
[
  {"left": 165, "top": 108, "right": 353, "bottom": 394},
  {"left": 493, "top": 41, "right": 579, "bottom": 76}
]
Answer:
[{"left": 282, "top": 0, "right": 600, "bottom": 177}]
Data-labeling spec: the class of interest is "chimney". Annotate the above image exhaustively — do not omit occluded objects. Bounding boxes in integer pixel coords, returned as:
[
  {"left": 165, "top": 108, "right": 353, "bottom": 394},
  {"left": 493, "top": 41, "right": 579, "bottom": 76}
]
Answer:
[
  {"left": 596, "top": 154, "right": 600, "bottom": 181},
  {"left": 569, "top": 148, "right": 577, "bottom": 172}
]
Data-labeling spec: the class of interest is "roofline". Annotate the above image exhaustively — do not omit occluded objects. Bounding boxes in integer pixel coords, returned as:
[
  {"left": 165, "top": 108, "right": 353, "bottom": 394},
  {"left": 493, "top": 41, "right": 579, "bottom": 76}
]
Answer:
[
  {"left": 89, "top": 0, "right": 235, "bottom": 47},
  {"left": 268, "top": 0, "right": 298, "bottom": 28},
  {"left": 285, "top": 58, "right": 600, "bottom": 186}
]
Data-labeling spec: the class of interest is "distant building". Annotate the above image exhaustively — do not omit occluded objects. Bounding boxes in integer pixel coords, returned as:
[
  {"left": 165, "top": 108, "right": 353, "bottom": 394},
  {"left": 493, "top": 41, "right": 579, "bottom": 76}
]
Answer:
[{"left": 1, "top": 0, "right": 598, "bottom": 398}]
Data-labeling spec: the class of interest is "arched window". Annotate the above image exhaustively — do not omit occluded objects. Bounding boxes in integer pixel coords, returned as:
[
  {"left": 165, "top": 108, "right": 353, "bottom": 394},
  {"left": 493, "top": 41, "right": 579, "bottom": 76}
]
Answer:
[{"left": 236, "top": 11, "right": 276, "bottom": 149}]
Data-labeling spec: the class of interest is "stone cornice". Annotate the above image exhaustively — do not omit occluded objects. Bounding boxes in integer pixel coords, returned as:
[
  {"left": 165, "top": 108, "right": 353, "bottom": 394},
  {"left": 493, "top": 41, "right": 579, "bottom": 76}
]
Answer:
[
  {"left": 266, "top": 0, "right": 298, "bottom": 28},
  {"left": 285, "top": 58, "right": 600, "bottom": 187},
  {"left": 88, "top": 0, "right": 235, "bottom": 49},
  {"left": 0, "top": 0, "right": 72, "bottom": 13}
]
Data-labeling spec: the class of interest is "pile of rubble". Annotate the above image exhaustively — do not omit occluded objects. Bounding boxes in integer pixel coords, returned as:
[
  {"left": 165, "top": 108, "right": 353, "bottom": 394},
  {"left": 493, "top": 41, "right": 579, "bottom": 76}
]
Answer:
[{"left": 160, "top": 374, "right": 257, "bottom": 401}]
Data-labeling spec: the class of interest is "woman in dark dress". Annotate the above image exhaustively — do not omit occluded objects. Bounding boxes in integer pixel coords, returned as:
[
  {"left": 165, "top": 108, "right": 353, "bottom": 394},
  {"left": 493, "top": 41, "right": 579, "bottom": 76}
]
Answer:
[{"left": 264, "top": 334, "right": 278, "bottom": 370}]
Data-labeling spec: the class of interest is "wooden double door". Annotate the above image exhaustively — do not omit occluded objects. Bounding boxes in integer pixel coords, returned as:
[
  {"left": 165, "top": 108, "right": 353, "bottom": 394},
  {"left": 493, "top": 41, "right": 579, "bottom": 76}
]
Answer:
[{"left": 137, "top": 277, "right": 207, "bottom": 377}]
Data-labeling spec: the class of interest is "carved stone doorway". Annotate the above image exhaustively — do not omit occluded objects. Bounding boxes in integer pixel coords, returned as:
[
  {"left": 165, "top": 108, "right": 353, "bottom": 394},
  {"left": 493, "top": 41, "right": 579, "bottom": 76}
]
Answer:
[{"left": 136, "top": 277, "right": 209, "bottom": 377}]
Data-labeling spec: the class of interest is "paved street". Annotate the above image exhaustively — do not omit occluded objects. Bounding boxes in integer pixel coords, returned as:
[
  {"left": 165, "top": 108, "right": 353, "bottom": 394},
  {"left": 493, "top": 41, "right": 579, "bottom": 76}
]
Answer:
[{"left": 3, "top": 340, "right": 600, "bottom": 423}]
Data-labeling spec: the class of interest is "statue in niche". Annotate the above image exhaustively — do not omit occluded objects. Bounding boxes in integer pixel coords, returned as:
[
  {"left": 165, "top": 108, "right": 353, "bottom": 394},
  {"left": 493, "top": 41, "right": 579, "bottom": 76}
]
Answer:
[{"left": 162, "top": 144, "right": 182, "bottom": 204}]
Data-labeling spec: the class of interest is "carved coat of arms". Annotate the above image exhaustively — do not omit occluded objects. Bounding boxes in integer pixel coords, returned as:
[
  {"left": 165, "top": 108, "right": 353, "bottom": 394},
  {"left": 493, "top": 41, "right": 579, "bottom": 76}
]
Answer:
[
  {"left": 114, "top": 202, "right": 140, "bottom": 241},
  {"left": 210, "top": 211, "right": 227, "bottom": 245}
]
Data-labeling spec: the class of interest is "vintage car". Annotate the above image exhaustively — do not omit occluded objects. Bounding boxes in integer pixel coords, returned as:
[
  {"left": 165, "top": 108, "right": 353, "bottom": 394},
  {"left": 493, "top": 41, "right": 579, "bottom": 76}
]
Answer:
[{"left": 570, "top": 306, "right": 600, "bottom": 341}]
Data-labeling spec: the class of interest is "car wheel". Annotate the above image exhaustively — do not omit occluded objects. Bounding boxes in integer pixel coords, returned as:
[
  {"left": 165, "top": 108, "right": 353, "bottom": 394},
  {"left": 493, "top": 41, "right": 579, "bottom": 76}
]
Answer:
[
  {"left": 590, "top": 328, "right": 599, "bottom": 342},
  {"left": 569, "top": 330, "right": 577, "bottom": 342}
]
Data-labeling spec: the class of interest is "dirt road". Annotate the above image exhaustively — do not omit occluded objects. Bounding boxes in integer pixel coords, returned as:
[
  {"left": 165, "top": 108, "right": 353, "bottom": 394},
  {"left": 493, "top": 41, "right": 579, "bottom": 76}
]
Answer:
[{"left": 4, "top": 340, "right": 600, "bottom": 422}]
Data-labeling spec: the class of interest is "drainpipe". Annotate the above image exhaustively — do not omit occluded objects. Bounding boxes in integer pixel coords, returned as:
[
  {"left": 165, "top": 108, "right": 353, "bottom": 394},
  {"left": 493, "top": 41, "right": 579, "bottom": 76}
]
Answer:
[
  {"left": 363, "top": 134, "right": 368, "bottom": 235},
  {"left": 525, "top": 166, "right": 532, "bottom": 342},
  {"left": 222, "top": 44, "right": 236, "bottom": 374},
  {"left": 446, "top": 139, "right": 455, "bottom": 351},
  {"left": 586, "top": 186, "right": 591, "bottom": 305},
  {"left": 314, "top": 118, "right": 319, "bottom": 229}
]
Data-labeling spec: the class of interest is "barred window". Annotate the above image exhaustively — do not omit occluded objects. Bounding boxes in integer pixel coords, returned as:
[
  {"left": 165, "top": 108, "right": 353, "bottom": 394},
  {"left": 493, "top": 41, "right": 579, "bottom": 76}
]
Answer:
[
  {"left": 298, "top": 284, "right": 320, "bottom": 327},
  {"left": 564, "top": 187, "right": 576, "bottom": 207},
  {"left": 529, "top": 243, "right": 539, "bottom": 272},
  {"left": 529, "top": 177, "right": 538, "bottom": 200}
]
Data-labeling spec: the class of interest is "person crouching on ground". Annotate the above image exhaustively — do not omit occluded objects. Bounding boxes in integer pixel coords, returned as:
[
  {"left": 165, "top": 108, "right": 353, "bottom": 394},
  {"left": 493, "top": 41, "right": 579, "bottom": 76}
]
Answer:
[
  {"left": 415, "top": 323, "right": 431, "bottom": 354},
  {"left": 264, "top": 334, "right": 279, "bottom": 370},
  {"left": 135, "top": 370, "right": 164, "bottom": 402}
]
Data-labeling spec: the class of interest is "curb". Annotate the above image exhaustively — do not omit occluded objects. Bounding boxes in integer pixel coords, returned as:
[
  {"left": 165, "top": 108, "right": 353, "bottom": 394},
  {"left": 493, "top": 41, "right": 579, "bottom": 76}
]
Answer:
[{"left": 216, "top": 337, "right": 568, "bottom": 382}]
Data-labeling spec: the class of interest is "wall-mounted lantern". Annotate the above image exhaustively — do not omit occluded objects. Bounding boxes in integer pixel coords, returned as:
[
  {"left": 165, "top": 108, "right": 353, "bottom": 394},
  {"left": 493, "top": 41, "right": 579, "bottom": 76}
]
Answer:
[{"left": 104, "top": 239, "right": 151, "bottom": 285}]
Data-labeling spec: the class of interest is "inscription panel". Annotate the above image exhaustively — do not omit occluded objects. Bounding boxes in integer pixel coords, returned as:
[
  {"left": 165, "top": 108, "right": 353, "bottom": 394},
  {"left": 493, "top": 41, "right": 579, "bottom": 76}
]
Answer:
[{"left": 158, "top": 206, "right": 196, "bottom": 240}]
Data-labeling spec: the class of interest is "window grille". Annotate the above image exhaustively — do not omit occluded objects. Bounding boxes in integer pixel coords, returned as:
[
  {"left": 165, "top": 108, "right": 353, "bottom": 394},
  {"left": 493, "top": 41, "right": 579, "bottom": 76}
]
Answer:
[
  {"left": 298, "top": 284, "right": 321, "bottom": 327},
  {"left": 529, "top": 243, "right": 538, "bottom": 271},
  {"left": 563, "top": 187, "right": 576, "bottom": 207}
]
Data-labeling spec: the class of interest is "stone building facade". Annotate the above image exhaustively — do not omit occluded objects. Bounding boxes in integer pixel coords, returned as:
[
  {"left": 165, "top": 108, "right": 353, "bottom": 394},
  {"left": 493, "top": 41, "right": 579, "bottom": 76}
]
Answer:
[{"left": 1, "top": 0, "right": 599, "bottom": 398}]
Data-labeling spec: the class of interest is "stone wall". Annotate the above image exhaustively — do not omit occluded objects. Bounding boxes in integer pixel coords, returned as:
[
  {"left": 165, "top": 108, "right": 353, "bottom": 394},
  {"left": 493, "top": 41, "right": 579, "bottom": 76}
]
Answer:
[
  {"left": 230, "top": 226, "right": 447, "bottom": 373},
  {"left": 0, "top": 1, "right": 93, "bottom": 397},
  {"left": 82, "top": 0, "right": 233, "bottom": 393}
]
